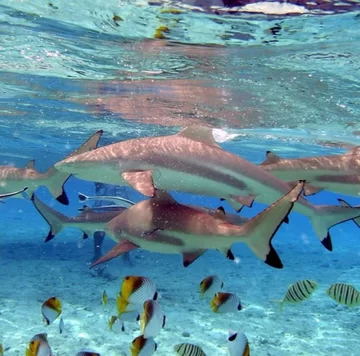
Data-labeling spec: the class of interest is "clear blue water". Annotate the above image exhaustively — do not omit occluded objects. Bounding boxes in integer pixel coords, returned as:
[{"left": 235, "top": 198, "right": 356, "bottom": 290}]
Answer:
[{"left": 1, "top": 1, "right": 360, "bottom": 355}]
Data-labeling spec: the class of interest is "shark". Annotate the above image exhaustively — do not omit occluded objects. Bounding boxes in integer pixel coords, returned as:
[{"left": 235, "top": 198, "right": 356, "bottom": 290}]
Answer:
[
  {"left": 260, "top": 148, "right": 360, "bottom": 197},
  {"left": 90, "top": 181, "right": 305, "bottom": 270},
  {"left": 0, "top": 130, "right": 103, "bottom": 205},
  {"left": 54, "top": 125, "right": 360, "bottom": 251},
  {"left": 0, "top": 187, "right": 28, "bottom": 200},
  {"left": 31, "top": 194, "right": 127, "bottom": 241}
]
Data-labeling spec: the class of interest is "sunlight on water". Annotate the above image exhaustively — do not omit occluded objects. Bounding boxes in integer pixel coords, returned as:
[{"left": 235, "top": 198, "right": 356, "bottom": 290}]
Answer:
[{"left": 0, "top": 1, "right": 360, "bottom": 355}]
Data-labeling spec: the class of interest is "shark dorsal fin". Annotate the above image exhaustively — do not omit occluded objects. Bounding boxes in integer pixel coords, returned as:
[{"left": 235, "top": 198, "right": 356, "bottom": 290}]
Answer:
[
  {"left": 153, "top": 190, "right": 176, "bottom": 202},
  {"left": 177, "top": 126, "right": 220, "bottom": 148},
  {"left": 25, "top": 159, "right": 35, "bottom": 169},
  {"left": 64, "top": 130, "right": 103, "bottom": 160},
  {"left": 261, "top": 151, "right": 281, "bottom": 165},
  {"left": 210, "top": 206, "right": 227, "bottom": 220},
  {"left": 216, "top": 206, "right": 226, "bottom": 215}
]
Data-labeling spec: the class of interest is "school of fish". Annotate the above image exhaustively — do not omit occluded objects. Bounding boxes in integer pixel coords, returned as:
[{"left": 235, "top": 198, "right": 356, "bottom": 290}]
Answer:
[{"left": 1, "top": 125, "right": 360, "bottom": 355}]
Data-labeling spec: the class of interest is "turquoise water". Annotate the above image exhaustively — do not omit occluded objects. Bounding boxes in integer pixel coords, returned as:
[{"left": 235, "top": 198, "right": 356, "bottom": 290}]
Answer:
[{"left": 1, "top": 1, "right": 360, "bottom": 355}]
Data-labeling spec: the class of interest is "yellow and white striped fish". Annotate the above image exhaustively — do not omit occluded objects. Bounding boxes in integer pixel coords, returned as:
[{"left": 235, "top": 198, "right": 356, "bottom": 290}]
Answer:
[
  {"left": 173, "top": 343, "right": 206, "bottom": 356},
  {"left": 117, "top": 276, "right": 157, "bottom": 315},
  {"left": 141, "top": 300, "right": 166, "bottom": 339},
  {"left": 280, "top": 280, "right": 318, "bottom": 310},
  {"left": 25, "top": 333, "right": 53, "bottom": 356},
  {"left": 102, "top": 290, "right": 108, "bottom": 307},
  {"left": 228, "top": 331, "right": 250, "bottom": 356},
  {"left": 210, "top": 292, "right": 242, "bottom": 313},
  {"left": 326, "top": 283, "right": 360, "bottom": 307},
  {"left": 199, "top": 275, "right": 224, "bottom": 299},
  {"left": 108, "top": 316, "right": 125, "bottom": 333},
  {"left": 41, "top": 297, "right": 62, "bottom": 325},
  {"left": 130, "top": 335, "right": 157, "bottom": 356}
]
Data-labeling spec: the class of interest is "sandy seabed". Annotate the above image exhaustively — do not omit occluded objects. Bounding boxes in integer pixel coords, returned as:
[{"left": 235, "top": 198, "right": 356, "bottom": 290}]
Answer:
[{"left": 0, "top": 217, "right": 359, "bottom": 356}]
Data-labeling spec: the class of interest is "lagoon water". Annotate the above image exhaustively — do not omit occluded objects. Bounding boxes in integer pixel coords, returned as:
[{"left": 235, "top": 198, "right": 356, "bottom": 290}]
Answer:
[{"left": 0, "top": 1, "right": 360, "bottom": 355}]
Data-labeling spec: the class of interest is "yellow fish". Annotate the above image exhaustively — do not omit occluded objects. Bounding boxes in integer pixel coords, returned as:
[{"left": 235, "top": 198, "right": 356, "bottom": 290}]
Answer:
[
  {"left": 210, "top": 292, "right": 241, "bottom": 313},
  {"left": 140, "top": 300, "right": 166, "bottom": 339},
  {"left": 280, "top": 280, "right": 318, "bottom": 310},
  {"left": 102, "top": 290, "right": 108, "bottom": 307},
  {"left": 117, "top": 276, "right": 157, "bottom": 315},
  {"left": 41, "top": 297, "right": 62, "bottom": 325},
  {"left": 130, "top": 335, "right": 157, "bottom": 356},
  {"left": 0, "top": 343, "right": 3, "bottom": 356},
  {"left": 200, "top": 275, "right": 224, "bottom": 299},
  {"left": 326, "top": 283, "right": 360, "bottom": 307},
  {"left": 25, "top": 333, "right": 53, "bottom": 356},
  {"left": 108, "top": 316, "right": 125, "bottom": 333},
  {"left": 228, "top": 331, "right": 250, "bottom": 356}
]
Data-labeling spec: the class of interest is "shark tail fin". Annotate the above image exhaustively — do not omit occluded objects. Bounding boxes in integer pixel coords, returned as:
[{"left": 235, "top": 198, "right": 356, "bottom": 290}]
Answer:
[
  {"left": 337, "top": 199, "right": 360, "bottom": 228},
  {"left": 242, "top": 181, "right": 305, "bottom": 269},
  {"left": 31, "top": 194, "right": 68, "bottom": 242},
  {"left": 43, "top": 130, "right": 104, "bottom": 205},
  {"left": 310, "top": 204, "right": 360, "bottom": 250}
]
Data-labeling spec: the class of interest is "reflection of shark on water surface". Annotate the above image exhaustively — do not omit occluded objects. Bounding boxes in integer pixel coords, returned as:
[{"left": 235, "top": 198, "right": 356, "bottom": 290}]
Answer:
[{"left": 55, "top": 125, "right": 360, "bottom": 251}]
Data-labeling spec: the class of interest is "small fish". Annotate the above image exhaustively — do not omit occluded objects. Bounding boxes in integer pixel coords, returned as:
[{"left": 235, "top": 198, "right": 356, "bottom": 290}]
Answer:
[
  {"left": 102, "top": 290, "right": 108, "bottom": 307},
  {"left": 280, "top": 280, "right": 318, "bottom": 310},
  {"left": 76, "top": 353, "right": 100, "bottom": 356},
  {"left": 118, "top": 276, "right": 157, "bottom": 315},
  {"left": 59, "top": 317, "right": 64, "bottom": 334},
  {"left": 41, "top": 297, "right": 62, "bottom": 325},
  {"left": 326, "top": 283, "right": 360, "bottom": 307},
  {"left": 173, "top": 343, "right": 206, "bottom": 356},
  {"left": 25, "top": 333, "right": 53, "bottom": 356},
  {"left": 78, "top": 192, "right": 135, "bottom": 208},
  {"left": 108, "top": 316, "right": 125, "bottom": 332},
  {"left": 130, "top": 335, "right": 157, "bottom": 356},
  {"left": 210, "top": 292, "right": 242, "bottom": 313},
  {"left": 228, "top": 331, "right": 250, "bottom": 356},
  {"left": 199, "top": 275, "right": 224, "bottom": 299},
  {"left": 0, "top": 343, "right": 3, "bottom": 356},
  {"left": 141, "top": 300, "right": 166, "bottom": 339}
]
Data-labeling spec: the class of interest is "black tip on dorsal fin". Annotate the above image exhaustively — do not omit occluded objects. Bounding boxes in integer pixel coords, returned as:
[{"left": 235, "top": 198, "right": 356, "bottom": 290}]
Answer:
[
  {"left": 266, "top": 150, "right": 272, "bottom": 155},
  {"left": 56, "top": 189, "right": 69, "bottom": 205},
  {"left": 227, "top": 249, "right": 235, "bottom": 260},
  {"left": 25, "top": 159, "right": 35, "bottom": 169},
  {"left": 321, "top": 232, "right": 333, "bottom": 251},
  {"left": 216, "top": 206, "right": 226, "bottom": 215},
  {"left": 265, "top": 246, "right": 283, "bottom": 269},
  {"left": 45, "top": 231, "right": 55, "bottom": 243}
]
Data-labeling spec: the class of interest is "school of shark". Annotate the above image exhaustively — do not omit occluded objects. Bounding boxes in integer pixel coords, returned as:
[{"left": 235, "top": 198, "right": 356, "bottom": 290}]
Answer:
[{"left": 2, "top": 124, "right": 360, "bottom": 356}]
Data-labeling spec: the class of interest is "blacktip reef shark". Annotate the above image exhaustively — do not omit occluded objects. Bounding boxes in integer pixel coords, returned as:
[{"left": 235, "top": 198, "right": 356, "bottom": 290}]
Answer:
[
  {"left": 54, "top": 125, "right": 360, "bottom": 251},
  {"left": 31, "top": 194, "right": 127, "bottom": 241},
  {"left": 260, "top": 149, "right": 360, "bottom": 197},
  {"left": 91, "top": 181, "right": 305, "bottom": 269},
  {"left": 0, "top": 187, "right": 28, "bottom": 200},
  {"left": 0, "top": 130, "right": 103, "bottom": 205}
]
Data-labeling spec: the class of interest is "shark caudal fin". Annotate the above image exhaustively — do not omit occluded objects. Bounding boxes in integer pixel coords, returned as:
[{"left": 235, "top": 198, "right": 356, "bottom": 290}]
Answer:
[
  {"left": 337, "top": 199, "right": 360, "bottom": 228},
  {"left": 241, "top": 180, "right": 305, "bottom": 269},
  {"left": 43, "top": 130, "right": 103, "bottom": 205},
  {"left": 310, "top": 203, "right": 360, "bottom": 250},
  {"left": 31, "top": 194, "right": 69, "bottom": 242}
]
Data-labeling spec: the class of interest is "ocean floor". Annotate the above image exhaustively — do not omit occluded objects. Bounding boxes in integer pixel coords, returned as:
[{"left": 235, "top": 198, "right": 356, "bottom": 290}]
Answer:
[{"left": 1, "top": 212, "right": 360, "bottom": 356}]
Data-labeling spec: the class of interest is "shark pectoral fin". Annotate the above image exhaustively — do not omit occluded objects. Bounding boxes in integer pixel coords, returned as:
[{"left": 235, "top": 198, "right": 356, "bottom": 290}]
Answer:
[
  {"left": 261, "top": 151, "right": 282, "bottom": 165},
  {"left": 288, "top": 181, "right": 323, "bottom": 196},
  {"left": 90, "top": 240, "right": 139, "bottom": 269},
  {"left": 177, "top": 125, "right": 221, "bottom": 148},
  {"left": 121, "top": 171, "right": 155, "bottom": 197},
  {"left": 228, "top": 195, "right": 255, "bottom": 212},
  {"left": 182, "top": 249, "right": 207, "bottom": 267}
]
